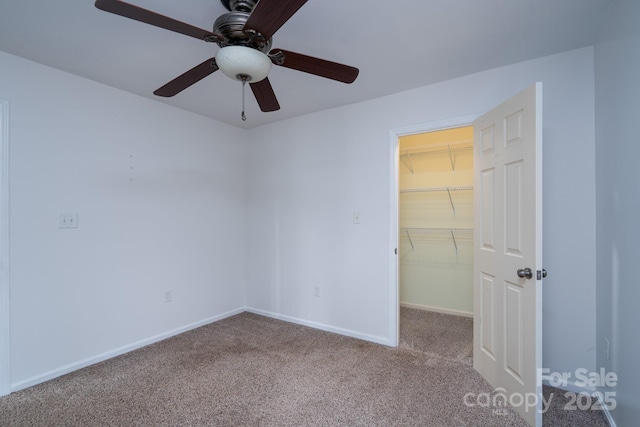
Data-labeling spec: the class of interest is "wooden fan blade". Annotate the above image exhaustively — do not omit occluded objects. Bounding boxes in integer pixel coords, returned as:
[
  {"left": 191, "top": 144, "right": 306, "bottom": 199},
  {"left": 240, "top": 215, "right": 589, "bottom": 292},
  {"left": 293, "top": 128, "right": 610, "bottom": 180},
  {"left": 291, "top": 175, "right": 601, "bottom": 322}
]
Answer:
[
  {"left": 244, "top": 0, "right": 308, "bottom": 40},
  {"left": 154, "top": 58, "right": 218, "bottom": 97},
  {"left": 271, "top": 49, "right": 359, "bottom": 84},
  {"left": 95, "top": 0, "right": 217, "bottom": 41},
  {"left": 250, "top": 78, "right": 280, "bottom": 112}
]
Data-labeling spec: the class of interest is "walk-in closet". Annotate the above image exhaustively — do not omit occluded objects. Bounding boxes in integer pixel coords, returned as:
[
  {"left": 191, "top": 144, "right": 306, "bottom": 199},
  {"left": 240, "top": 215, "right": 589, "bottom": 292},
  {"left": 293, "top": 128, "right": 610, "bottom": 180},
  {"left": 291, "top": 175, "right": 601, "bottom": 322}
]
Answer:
[{"left": 398, "top": 126, "right": 474, "bottom": 321}]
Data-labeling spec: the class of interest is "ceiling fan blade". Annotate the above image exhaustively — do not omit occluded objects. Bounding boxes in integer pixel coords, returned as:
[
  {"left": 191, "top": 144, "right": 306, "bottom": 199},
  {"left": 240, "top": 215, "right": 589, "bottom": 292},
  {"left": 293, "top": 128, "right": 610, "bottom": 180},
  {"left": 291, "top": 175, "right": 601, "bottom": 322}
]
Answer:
[
  {"left": 270, "top": 49, "right": 359, "bottom": 84},
  {"left": 154, "top": 58, "right": 219, "bottom": 97},
  {"left": 95, "top": 0, "right": 217, "bottom": 41},
  {"left": 244, "top": 0, "right": 308, "bottom": 40},
  {"left": 250, "top": 78, "right": 280, "bottom": 112}
]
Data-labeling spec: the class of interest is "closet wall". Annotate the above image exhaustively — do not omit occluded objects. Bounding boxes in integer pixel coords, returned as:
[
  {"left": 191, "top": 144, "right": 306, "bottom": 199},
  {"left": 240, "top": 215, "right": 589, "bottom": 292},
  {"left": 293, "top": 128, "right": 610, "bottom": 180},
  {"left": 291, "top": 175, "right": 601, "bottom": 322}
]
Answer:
[{"left": 399, "top": 126, "right": 474, "bottom": 316}]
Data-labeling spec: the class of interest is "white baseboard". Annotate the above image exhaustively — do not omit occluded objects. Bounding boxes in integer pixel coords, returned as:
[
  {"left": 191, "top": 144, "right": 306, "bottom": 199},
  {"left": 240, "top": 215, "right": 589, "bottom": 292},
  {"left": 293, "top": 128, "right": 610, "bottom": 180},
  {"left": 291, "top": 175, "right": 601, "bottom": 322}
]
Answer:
[
  {"left": 12, "top": 307, "right": 392, "bottom": 393},
  {"left": 599, "top": 398, "right": 616, "bottom": 427},
  {"left": 541, "top": 378, "right": 616, "bottom": 426},
  {"left": 400, "top": 302, "right": 473, "bottom": 318},
  {"left": 11, "top": 307, "right": 244, "bottom": 392},
  {"left": 542, "top": 377, "right": 596, "bottom": 395},
  {"left": 244, "top": 307, "right": 393, "bottom": 347}
]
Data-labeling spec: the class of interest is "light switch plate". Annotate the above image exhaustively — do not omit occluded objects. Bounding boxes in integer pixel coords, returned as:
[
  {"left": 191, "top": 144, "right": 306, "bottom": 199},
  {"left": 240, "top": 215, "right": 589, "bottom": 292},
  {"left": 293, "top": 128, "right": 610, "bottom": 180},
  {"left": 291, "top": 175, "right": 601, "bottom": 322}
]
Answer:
[{"left": 59, "top": 213, "right": 78, "bottom": 229}]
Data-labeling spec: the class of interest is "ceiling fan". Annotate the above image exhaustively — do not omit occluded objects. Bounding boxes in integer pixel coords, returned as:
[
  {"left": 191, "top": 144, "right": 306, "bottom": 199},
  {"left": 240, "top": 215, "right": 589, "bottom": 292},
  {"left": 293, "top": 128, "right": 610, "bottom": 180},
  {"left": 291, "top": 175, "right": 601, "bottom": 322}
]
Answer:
[{"left": 94, "top": 0, "right": 359, "bottom": 120}]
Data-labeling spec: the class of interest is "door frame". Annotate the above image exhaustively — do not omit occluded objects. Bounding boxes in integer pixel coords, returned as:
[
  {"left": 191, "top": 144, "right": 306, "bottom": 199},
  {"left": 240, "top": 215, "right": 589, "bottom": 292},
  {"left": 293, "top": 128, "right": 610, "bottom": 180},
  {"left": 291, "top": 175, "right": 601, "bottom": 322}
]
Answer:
[
  {"left": 0, "top": 100, "right": 9, "bottom": 396},
  {"left": 388, "top": 114, "right": 480, "bottom": 346}
]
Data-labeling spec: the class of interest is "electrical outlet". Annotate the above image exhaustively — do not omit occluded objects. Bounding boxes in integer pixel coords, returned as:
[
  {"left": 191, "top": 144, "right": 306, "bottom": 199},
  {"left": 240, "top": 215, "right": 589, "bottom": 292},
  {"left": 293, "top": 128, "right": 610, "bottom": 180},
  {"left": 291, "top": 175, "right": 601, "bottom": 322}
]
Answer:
[
  {"left": 605, "top": 338, "right": 610, "bottom": 360},
  {"left": 313, "top": 286, "right": 321, "bottom": 297},
  {"left": 164, "top": 290, "right": 173, "bottom": 303},
  {"left": 353, "top": 211, "right": 361, "bottom": 224}
]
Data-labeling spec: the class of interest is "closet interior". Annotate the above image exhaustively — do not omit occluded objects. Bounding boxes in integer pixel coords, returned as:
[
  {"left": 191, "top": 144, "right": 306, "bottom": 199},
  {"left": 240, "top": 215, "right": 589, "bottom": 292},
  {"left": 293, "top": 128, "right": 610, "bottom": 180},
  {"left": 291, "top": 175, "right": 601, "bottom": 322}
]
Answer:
[{"left": 398, "top": 126, "right": 474, "bottom": 317}]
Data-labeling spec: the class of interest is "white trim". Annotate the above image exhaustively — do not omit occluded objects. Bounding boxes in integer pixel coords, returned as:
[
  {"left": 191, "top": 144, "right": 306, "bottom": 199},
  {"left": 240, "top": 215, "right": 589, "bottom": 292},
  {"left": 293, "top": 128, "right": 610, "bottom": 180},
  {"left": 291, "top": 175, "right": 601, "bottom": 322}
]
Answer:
[
  {"left": 0, "top": 100, "right": 10, "bottom": 396},
  {"left": 245, "top": 307, "right": 393, "bottom": 347},
  {"left": 11, "top": 308, "right": 244, "bottom": 392},
  {"left": 541, "top": 377, "right": 597, "bottom": 395},
  {"left": 12, "top": 306, "right": 392, "bottom": 392},
  {"left": 390, "top": 115, "right": 481, "bottom": 139},
  {"left": 388, "top": 130, "right": 399, "bottom": 347},
  {"left": 600, "top": 398, "right": 617, "bottom": 427},
  {"left": 400, "top": 302, "right": 473, "bottom": 318},
  {"left": 540, "top": 379, "right": 617, "bottom": 426},
  {"left": 388, "top": 115, "right": 480, "bottom": 350}
]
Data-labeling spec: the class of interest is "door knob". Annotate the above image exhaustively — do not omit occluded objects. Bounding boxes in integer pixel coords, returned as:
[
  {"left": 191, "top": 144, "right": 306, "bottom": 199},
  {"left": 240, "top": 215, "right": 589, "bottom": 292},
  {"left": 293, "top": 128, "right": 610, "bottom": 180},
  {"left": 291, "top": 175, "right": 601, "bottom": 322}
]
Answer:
[{"left": 517, "top": 268, "right": 533, "bottom": 279}]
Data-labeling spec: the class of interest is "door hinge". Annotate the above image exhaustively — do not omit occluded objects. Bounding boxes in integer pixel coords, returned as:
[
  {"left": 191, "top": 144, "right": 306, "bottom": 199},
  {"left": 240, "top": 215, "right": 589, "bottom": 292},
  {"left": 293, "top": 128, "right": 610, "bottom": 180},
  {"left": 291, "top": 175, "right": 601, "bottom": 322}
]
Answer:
[{"left": 395, "top": 248, "right": 398, "bottom": 255}]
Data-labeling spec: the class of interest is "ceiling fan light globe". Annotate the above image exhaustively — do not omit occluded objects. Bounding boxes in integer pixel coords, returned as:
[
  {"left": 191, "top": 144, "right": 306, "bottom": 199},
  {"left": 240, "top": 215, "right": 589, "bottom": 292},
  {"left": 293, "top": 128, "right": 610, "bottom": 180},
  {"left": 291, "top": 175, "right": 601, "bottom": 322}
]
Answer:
[{"left": 215, "top": 46, "right": 272, "bottom": 83}]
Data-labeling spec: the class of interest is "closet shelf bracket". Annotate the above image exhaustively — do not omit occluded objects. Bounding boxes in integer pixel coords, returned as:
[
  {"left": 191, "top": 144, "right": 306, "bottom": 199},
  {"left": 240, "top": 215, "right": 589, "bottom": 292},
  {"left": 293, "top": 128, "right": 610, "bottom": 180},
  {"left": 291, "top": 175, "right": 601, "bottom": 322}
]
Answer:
[
  {"left": 448, "top": 144, "right": 456, "bottom": 172},
  {"left": 400, "top": 152, "right": 415, "bottom": 174},
  {"left": 446, "top": 187, "right": 456, "bottom": 215},
  {"left": 450, "top": 230, "right": 459, "bottom": 254},
  {"left": 405, "top": 229, "right": 415, "bottom": 251}
]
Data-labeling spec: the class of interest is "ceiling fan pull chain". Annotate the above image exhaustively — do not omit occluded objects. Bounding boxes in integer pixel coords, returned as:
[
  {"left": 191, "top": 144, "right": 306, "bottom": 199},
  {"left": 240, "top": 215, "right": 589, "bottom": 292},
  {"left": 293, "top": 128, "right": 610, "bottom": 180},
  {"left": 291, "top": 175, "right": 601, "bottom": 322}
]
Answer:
[{"left": 241, "top": 76, "right": 247, "bottom": 122}]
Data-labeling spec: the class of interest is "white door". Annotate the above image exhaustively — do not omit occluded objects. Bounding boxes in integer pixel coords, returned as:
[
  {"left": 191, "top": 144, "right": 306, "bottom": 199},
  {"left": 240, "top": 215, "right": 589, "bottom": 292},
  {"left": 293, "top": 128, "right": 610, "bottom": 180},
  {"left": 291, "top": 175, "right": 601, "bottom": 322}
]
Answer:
[{"left": 473, "top": 83, "right": 543, "bottom": 427}]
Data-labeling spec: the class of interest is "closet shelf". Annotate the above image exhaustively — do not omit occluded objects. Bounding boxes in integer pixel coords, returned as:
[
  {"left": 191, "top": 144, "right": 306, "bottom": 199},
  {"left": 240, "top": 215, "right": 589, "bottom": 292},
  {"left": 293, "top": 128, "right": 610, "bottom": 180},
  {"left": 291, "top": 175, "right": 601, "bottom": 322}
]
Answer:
[
  {"left": 401, "top": 227, "right": 474, "bottom": 233},
  {"left": 400, "top": 186, "right": 473, "bottom": 214},
  {"left": 400, "top": 140, "right": 473, "bottom": 174},
  {"left": 401, "top": 227, "right": 473, "bottom": 254},
  {"left": 400, "top": 185, "right": 473, "bottom": 193},
  {"left": 401, "top": 140, "right": 473, "bottom": 156}
]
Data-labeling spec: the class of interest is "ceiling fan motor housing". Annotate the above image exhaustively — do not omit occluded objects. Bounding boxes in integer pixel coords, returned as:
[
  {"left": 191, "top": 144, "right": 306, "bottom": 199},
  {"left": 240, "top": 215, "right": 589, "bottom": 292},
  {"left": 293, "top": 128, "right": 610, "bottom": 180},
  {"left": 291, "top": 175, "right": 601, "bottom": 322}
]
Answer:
[
  {"left": 220, "top": 0, "right": 258, "bottom": 13},
  {"left": 213, "top": 11, "right": 272, "bottom": 53}
]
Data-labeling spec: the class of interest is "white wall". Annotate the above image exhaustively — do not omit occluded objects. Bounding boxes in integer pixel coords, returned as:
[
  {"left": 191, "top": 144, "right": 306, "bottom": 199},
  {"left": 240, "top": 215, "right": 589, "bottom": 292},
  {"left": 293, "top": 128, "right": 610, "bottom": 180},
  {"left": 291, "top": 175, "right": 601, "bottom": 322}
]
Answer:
[
  {"left": 0, "top": 51, "right": 248, "bottom": 389},
  {"left": 246, "top": 47, "right": 597, "bottom": 375},
  {"left": 594, "top": 0, "right": 640, "bottom": 424},
  {"left": 0, "top": 43, "right": 601, "bottom": 395}
]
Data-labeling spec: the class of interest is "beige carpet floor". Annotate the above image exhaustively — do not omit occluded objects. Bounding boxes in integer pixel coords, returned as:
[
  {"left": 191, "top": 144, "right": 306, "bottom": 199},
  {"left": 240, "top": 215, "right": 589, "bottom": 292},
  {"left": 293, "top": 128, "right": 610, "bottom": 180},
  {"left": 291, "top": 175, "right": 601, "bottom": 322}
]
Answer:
[
  {"left": 398, "top": 307, "right": 610, "bottom": 427},
  {"left": 399, "top": 307, "right": 473, "bottom": 365},
  {"left": 0, "top": 309, "right": 610, "bottom": 426}
]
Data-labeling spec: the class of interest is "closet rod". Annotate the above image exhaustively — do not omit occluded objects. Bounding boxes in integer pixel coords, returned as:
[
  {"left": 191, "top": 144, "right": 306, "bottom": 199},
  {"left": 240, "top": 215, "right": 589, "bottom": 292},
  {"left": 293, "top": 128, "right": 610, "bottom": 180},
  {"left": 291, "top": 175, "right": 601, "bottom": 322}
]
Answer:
[
  {"left": 401, "top": 227, "right": 473, "bottom": 232},
  {"left": 401, "top": 228, "right": 471, "bottom": 253},
  {"left": 400, "top": 185, "right": 473, "bottom": 193},
  {"left": 400, "top": 139, "right": 473, "bottom": 157}
]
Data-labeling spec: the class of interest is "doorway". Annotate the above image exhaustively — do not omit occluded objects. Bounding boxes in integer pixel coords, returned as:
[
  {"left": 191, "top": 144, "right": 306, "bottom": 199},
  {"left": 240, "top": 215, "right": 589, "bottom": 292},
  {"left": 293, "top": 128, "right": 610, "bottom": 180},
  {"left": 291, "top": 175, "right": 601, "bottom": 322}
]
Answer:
[
  {"left": 398, "top": 126, "right": 474, "bottom": 317},
  {"left": 389, "top": 85, "right": 543, "bottom": 426},
  {"left": 388, "top": 115, "right": 478, "bottom": 347},
  {"left": 396, "top": 125, "right": 475, "bottom": 360}
]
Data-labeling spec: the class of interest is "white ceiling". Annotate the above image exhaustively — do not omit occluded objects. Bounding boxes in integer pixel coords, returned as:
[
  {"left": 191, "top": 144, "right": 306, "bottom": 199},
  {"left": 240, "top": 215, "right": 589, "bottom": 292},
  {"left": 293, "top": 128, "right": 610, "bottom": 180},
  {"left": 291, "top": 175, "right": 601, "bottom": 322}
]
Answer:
[{"left": 0, "top": 0, "right": 613, "bottom": 129}]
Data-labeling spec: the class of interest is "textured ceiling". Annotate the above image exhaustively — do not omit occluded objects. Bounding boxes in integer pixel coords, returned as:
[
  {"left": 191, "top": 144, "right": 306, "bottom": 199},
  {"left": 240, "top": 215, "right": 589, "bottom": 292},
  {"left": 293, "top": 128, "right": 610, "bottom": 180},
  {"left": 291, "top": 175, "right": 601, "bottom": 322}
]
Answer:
[{"left": 0, "top": 0, "right": 613, "bottom": 128}]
